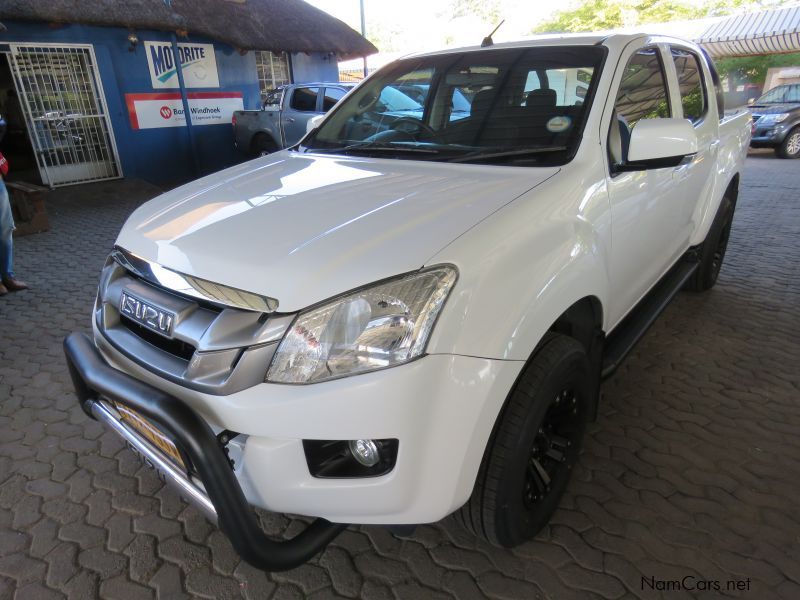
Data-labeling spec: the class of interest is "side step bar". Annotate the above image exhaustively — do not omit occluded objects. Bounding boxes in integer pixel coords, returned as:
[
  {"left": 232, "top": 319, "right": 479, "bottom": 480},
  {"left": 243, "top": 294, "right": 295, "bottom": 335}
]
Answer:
[{"left": 601, "top": 257, "right": 699, "bottom": 379}]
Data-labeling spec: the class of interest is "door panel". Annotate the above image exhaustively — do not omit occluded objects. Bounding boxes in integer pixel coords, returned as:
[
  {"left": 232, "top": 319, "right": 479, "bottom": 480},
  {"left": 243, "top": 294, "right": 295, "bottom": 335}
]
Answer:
[
  {"left": 669, "top": 47, "right": 718, "bottom": 243},
  {"left": 605, "top": 46, "right": 685, "bottom": 329},
  {"left": 7, "top": 44, "right": 122, "bottom": 187},
  {"left": 282, "top": 86, "right": 320, "bottom": 146}
]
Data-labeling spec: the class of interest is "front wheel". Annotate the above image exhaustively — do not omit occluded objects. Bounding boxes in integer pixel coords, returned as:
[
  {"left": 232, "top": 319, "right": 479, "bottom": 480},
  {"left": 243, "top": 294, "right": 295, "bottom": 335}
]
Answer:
[
  {"left": 458, "top": 334, "right": 591, "bottom": 547},
  {"left": 776, "top": 127, "right": 800, "bottom": 159}
]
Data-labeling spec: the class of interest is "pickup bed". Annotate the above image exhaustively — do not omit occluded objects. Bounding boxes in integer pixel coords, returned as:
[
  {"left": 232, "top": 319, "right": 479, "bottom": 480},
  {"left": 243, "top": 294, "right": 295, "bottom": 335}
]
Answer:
[
  {"left": 65, "top": 33, "right": 750, "bottom": 571},
  {"left": 233, "top": 83, "right": 353, "bottom": 156}
]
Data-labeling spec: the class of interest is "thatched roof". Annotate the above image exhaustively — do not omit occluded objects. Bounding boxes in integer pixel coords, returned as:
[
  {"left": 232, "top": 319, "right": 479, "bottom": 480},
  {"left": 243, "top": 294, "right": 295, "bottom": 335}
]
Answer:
[{"left": 0, "top": 0, "right": 377, "bottom": 59}]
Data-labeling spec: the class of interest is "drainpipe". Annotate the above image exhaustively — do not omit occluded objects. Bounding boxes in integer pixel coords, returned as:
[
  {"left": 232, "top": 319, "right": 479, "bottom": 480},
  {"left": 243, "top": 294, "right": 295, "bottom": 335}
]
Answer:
[{"left": 170, "top": 33, "right": 200, "bottom": 177}]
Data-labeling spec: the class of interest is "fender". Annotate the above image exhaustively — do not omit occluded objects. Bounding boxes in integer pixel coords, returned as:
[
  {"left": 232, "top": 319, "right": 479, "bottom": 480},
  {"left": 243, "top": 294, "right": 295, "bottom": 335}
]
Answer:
[
  {"left": 426, "top": 156, "right": 611, "bottom": 362},
  {"left": 689, "top": 115, "right": 749, "bottom": 246},
  {"left": 250, "top": 130, "right": 280, "bottom": 154}
]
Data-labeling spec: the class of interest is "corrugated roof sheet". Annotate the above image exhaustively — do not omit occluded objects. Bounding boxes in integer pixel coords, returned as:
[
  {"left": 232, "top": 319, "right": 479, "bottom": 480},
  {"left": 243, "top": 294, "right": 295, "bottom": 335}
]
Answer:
[{"left": 697, "top": 5, "right": 800, "bottom": 57}]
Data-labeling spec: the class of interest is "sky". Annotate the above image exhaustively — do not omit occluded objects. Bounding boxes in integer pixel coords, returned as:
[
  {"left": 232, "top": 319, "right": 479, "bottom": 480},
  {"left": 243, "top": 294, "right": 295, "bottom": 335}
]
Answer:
[
  {"left": 305, "top": 0, "right": 720, "bottom": 67},
  {"left": 304, "top": 0, "right": 565, "bottom": 61}
]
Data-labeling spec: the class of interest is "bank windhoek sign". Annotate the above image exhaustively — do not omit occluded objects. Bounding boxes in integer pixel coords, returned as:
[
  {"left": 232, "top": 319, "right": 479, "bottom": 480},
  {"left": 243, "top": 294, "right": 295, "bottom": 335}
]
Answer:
[
  {"left": 125, "top": 92, "right": 244, "bottom": 129},
  {"left": 145, "top": 41, "right": 220, "bottom": 89}
]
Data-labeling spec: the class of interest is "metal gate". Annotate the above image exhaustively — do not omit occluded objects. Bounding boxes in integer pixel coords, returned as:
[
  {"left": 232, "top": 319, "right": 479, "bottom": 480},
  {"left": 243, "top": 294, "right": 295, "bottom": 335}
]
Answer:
[{"left": 7, "top": 44, "right": 122, "bottom": 187}]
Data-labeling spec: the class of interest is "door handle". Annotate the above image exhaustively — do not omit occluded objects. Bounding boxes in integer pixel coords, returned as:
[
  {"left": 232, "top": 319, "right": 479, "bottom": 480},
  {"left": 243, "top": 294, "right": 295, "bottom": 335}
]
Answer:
[
  {"left": 672, "top": 163, "right": 691, "bottom": 182},
  {"left": 285, "top": 117, "right": 295, "bottom": 123}
]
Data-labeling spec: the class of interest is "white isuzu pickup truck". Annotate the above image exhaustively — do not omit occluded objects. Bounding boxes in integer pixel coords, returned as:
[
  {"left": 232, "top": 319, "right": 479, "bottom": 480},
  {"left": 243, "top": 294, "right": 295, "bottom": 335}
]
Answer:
[{"left": 65, "top": 33, "right": 750, "bottom": 570}]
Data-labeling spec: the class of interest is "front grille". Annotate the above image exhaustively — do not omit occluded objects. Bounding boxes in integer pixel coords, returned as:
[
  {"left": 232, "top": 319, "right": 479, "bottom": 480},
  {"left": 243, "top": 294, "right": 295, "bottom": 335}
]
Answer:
[
  {"left": 95, "top": 252, "right": 290, "bottom": 394},
  {"left": 119, "top": 315, "right": 197, "bottom": 361}
]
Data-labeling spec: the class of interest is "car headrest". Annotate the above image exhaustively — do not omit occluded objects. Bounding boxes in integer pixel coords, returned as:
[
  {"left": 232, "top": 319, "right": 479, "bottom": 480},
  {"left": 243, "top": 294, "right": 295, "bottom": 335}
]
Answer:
[
  {"left": 525, "top": 89, "right": 557, "bottom": 110},
  {"left": 470, "top": 89, "right": 497, "bottom": 118}
]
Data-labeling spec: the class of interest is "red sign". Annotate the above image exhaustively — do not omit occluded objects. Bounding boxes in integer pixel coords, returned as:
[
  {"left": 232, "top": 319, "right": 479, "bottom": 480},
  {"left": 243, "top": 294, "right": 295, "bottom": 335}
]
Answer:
[{"left": 125, "top": 92, "right": 244, "bottom": 129}]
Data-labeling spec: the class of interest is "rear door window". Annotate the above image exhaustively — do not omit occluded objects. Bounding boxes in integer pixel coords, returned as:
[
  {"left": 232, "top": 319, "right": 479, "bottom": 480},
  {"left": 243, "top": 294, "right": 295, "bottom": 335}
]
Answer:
[
  {"left": 671, "top": 48, "right": 707, "bottom": 124},
  {"left": 290, "top": 87, "right": 320, "bottom": 112},
  {"left": 322, "top": 87, "right": 346, "bottom": 112}
]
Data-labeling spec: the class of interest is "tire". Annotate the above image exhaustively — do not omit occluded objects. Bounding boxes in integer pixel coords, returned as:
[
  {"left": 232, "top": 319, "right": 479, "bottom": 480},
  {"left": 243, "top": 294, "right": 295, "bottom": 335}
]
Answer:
[
  {"left": 252, "top": 134, "right": 278, "bottom": 157},
  {"left": 458, "top": 334, "right": 592, "bottom": 547},
  {"left": 684, "top": 190, "right": 736, "bottom": 292},
  {"left": 776, "top": 127, "right": 800, "bottom": 159}
]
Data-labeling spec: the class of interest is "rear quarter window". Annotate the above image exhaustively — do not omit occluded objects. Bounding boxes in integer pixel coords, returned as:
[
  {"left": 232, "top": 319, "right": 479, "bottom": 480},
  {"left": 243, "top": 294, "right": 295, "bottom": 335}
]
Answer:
[{"left": 671, "top": 49, "right": 707, "bottom": 124}]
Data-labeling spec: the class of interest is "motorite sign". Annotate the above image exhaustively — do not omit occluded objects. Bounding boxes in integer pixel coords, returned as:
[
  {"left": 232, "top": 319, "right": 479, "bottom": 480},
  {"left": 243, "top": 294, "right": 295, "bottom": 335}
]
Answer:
[
  {"left": 125, "top": 92, "right": 244, "bottom": 129},
  {"left": 144, "top": 41, "right": 220, "bottom": 89}
]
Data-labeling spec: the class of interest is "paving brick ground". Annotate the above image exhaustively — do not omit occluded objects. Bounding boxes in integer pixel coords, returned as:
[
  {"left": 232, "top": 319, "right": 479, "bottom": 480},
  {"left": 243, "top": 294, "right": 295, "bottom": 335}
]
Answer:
[{"left": 0, "top": 152, "right": 798, "bottom": 599}]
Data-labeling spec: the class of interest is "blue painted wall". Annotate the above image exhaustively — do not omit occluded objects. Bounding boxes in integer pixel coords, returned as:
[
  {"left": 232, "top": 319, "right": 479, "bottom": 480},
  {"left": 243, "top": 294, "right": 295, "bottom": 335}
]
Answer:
[
  {"left": 0, "top": 20, "right": 336, "bottom": 186},
  {"left": 291, "top": 52, "right": 340, "bottom": 83}
]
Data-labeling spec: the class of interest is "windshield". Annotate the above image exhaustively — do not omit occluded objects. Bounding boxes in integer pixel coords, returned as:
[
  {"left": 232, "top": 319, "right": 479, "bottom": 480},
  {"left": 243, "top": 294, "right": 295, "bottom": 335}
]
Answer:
[
  {"left": 756, "top": 84, "right": 800, "bottom": 104},
  {"left": 302, "top": 46, "right": 606, "bottom": 166}
]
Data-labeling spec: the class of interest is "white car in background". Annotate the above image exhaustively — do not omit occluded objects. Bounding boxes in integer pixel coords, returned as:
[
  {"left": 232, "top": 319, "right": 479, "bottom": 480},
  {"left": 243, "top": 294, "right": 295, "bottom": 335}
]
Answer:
[{"left": 65, "top": 33, "right": 750, "bottom": 571}]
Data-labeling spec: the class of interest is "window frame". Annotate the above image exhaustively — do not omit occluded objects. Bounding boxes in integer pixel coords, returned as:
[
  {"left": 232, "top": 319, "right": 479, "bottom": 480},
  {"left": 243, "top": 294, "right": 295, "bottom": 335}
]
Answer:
[
  {"left": 321, "top": 86, "right": 347, "bottom": 112},
  {"left": 606, "top": 44, "right": 674, "bottom": 174},
  {"left": 670, "top": 46, "right": 709, "bottom": 127},
  {"left": 699, "top": 47, "right": 725, "bottom": 120},
  {"left": 289, "top": 86, "right": 321, "bottom": 113},
  {"left": 254, "top": 50, "right": 292, "bottom": 101}
]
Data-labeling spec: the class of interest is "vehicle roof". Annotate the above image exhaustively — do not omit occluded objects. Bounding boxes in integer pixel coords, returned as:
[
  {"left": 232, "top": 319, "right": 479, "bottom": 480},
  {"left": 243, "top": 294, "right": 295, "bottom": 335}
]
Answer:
[{"left": 403, "top": 32, "right": 695, "bottom": 59}]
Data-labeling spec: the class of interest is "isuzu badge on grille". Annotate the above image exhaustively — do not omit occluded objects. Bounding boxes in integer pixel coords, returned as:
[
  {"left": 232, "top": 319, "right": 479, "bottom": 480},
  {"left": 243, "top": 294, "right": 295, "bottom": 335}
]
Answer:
[{"left": 120, "top": 291, "right": 175, "bottom": 337}]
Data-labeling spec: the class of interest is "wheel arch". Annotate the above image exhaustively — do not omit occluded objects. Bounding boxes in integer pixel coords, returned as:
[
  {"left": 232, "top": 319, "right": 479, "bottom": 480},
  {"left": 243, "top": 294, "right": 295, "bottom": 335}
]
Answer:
[{"left": 250, "top": 131, "right": 279, "bottom": 155}]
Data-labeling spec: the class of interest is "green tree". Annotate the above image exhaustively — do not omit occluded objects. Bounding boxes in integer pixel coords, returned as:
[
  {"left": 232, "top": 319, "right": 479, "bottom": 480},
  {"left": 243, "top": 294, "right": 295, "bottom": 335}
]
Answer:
[
  {"left": 533, "top": 0, "right": 793, "bottom": 33},
  {"left": 716, "top": 52, "right": 800, "bottom": 91},
  {"left": 448, "top": 0, "right": 502, "bottom": 25}
]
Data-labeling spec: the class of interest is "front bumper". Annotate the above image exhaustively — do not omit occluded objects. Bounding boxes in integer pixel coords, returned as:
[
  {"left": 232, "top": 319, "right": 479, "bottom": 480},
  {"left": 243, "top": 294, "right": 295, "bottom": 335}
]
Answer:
[
  {"left": 64, "top": 332, "right": 345, "bottom": 571},
  {"left": 750, "top": 123, "right": 793, "bottom": 146},
  {"left": 90, "top": 318, "right": 523, "bottom": 524}
]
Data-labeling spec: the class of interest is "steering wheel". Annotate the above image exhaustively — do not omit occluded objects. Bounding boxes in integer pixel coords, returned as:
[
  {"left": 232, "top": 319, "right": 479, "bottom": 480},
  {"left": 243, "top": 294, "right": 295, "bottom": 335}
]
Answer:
[{"left": 389, "top": 117, "right": 437, "bottom": 139}]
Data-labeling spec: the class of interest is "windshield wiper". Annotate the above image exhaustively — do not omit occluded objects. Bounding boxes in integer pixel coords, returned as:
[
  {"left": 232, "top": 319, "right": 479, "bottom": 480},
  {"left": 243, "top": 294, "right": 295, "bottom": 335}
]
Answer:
[
  {"left": 448, "top": 146, "right": 568, "bottom": 163},
  {"left": 304, "top": 142, "right": 441, "bottom": 156}
]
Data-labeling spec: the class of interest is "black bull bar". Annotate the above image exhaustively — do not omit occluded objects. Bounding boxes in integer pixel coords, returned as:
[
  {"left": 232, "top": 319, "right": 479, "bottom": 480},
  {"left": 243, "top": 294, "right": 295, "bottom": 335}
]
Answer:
[{"left": 63, "top": 332, "right": 346, "bottom": 571}]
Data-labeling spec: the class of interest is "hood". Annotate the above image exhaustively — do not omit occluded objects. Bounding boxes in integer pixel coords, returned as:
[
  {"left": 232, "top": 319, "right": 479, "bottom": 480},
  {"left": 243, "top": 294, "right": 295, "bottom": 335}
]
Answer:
[
  {"left": 750, "top": 103, "right": 799, "bottom": 115},
  {"left": 117, "top": 152, "right": 558, "bottom": 311}
]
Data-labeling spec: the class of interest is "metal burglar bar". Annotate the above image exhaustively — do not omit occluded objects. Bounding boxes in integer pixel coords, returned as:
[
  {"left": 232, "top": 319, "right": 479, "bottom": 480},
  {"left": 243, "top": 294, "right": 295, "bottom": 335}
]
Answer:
[{"left": 7, "top": 44, "right": 122, "bottom": 187}]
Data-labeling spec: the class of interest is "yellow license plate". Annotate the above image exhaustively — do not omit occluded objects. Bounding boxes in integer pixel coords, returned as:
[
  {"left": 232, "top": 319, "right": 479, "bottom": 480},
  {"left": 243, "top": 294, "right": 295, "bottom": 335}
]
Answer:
[{"left": 114, "top": 402, "right": 187, "bottom": 471}]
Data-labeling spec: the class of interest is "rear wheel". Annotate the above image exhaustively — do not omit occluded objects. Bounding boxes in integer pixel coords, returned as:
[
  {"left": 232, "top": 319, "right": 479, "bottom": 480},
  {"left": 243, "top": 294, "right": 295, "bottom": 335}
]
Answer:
[
  {"left": 685, "top": 191, "right": 736, "bottom": 292},
  {"left": 458, "top": 334, "right": 591, "bottom": 547},
  {"left": 776, "top": 127, "right": 800, "bottom": 159},
  {"left": 252, "top": 134, "right": 278, "bottom": 157}
]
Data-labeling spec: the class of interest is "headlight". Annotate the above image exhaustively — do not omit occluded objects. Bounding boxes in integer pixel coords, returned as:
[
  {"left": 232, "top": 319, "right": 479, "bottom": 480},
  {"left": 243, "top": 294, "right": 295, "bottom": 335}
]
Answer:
[
  {"left": 266, "top": 266, "right": 457, "bottom": 384},
  {"left": 760, "top": 113, "right": 789, "bottom": 124}
]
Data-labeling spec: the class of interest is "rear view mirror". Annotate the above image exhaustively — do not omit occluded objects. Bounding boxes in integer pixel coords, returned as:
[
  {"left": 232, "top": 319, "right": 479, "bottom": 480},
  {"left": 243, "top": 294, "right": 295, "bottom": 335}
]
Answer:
[
  {"left": 622, "top": 118, "right": 698, "bottom": 170},
  {"left": 306, "top": 114, "right": 325, "bottom": 134}
]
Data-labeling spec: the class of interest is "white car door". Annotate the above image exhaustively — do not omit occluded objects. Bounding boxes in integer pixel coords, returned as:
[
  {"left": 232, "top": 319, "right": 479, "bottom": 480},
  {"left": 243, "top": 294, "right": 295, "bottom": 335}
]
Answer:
[
  {"left": 666, "top": 45, "right": 720, "bottom": 247},
  {"left": 603, "top": 43, "right": 690, "bottom": 329}
]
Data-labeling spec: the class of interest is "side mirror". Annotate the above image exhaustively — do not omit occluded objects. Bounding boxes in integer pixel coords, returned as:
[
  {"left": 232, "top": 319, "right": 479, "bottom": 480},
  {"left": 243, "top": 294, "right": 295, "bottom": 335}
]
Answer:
[
  {"left": 621, "top": 118, "right": 698, "bottom": 170},
  {"left": 747, "top": 97, "right": 756, "bottom": 105},
  {"left": 306, "top": 114, "right": 325, "bottom": 134}
]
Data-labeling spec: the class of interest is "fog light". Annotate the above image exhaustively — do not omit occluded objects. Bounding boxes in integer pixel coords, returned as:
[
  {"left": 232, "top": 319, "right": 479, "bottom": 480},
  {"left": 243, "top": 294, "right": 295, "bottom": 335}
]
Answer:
[{"left": 349, "top": 439, "right": 380, "bottom": 467}]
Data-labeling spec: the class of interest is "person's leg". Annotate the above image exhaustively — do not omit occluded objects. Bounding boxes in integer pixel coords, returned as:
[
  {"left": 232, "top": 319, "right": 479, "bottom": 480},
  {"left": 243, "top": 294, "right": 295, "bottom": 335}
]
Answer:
[
  {"left": 0, "top": 181, "right": 14, "bottom": 280},
  {"left": 0, "top": 182, "right": 26, "bottom": 291}
]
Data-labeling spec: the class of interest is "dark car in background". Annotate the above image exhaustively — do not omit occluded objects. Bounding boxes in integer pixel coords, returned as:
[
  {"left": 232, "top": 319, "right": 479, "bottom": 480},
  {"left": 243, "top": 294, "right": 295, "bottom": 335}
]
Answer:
[{"left": 749, "top": 83, "right": 800, "bottom": 158}]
